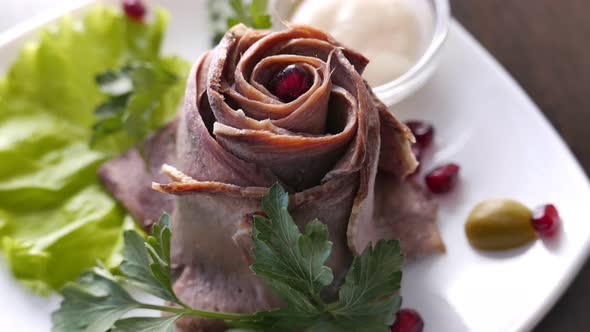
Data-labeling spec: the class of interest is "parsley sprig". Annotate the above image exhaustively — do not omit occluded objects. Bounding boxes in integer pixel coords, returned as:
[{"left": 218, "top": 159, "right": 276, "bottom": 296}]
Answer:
[
  {"left": 209, "top": 0, "right": 272, "bottom": 45},
  {"left": 227, "top": 0, "right": 272, "bottom": 30},
  {"left": 90, "top": 61, "right": 179, "bottom": 151},
  {"left": 51, "top": 184, "right": 404, "bottom": 332}
]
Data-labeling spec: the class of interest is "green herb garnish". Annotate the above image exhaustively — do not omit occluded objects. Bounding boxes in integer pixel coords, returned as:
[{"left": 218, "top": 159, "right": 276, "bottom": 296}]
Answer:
[
  {"left": 209, "top": 0, "right": 272, "bottom": 45},
  {"left": 227, "top": 0, "right": 272, "bottom": 30},
  {"left": 90, "top": 61, "right": 180, "bottom": 151},
  {"left": 0, "top": 6, "right": 188, "bottom": 295},
  {"left": 52, "top": 184, "right": 404, "bottom": 332}
]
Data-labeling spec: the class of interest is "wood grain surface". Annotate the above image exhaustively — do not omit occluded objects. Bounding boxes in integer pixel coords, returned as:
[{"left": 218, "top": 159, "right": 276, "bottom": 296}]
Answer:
[{"left": 451, "top": 1, "right": 590, "bottom": 331}]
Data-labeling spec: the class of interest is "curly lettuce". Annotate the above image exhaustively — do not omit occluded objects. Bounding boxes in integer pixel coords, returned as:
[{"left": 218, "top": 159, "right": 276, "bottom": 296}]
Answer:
[{"left": 0, "top": 6, "right": 189, "bottom": 294}]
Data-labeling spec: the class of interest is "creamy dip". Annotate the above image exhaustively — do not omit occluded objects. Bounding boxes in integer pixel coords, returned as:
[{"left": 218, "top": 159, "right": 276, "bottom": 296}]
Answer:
[{"left": 291, "top": 0, "right": 434, "bottom": 87}]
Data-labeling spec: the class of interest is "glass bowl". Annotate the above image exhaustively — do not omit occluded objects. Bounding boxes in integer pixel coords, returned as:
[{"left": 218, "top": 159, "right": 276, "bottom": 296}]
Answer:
[{"left": 270, "top": 0, "right": 451, "bottom": 106}]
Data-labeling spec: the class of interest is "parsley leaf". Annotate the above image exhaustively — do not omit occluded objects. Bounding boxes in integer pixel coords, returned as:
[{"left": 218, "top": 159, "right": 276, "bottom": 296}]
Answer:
[
  {"left": 91, "top": 61, "right": 180, "bottom": 152},
  {"left": 51, "top": 269, "right": 140, "bottom": 332},
  {"left": 119, "top": 213, "right": 181, "bottom": 304},
  {"left": 251, "top": 185, "right": 334, "bottom": 303},
  {"left": 337, "top": 240, "right": 403, "bottom": 313},
  {"left": 249, "top": 0, "right": 272, "bottom": 28},
  {"left": 209, "top": 0, "right": 272, "bottom": 45},
  {"left": 227, "top": 0, "right": 272, "bottom": 29},
  {"left": 324, "top": 240, "right": 404, "bottom": 332},
  {"left": 111, "top": 315, "right": 182, "bottom": 332},
  {"left": 52, "top": 184, "right": 405, "bottom": 332}
]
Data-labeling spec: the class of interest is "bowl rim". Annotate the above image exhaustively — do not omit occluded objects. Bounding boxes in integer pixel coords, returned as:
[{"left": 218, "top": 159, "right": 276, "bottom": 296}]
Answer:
[
  {"left": 372, "top": 0, "right": 451, "bottom": 97},
  {"left": 270, "top": 0, "right": 452, "bottom": 105}
]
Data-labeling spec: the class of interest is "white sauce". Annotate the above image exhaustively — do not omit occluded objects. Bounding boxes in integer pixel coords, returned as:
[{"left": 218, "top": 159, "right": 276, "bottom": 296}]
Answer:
[{"left": 290, "top": 0, "right": 434, "bottom": 87}]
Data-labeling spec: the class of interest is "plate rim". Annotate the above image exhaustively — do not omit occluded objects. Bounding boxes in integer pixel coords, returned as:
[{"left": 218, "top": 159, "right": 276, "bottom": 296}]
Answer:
[
  {"left": 449, "top": 21, "right": 590, "bottom": 332},
  {"left": 0, "top": 0, "right": 95, "bottom": 50},
  {"left": 1, "top": 2, "right": 590, "bottom": 332}
]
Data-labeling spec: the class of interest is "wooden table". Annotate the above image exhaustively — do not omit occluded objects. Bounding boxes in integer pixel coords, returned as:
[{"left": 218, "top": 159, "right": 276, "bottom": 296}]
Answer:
[
  {"left": 1, "top": 1, "right": 588, "bottom": 331},
  {"left": 451, "top": 1, "right": 590, "bottom": 331}
]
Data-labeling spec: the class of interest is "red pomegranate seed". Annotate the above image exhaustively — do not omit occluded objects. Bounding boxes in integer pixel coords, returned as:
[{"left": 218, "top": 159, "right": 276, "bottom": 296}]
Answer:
[
  {"left": 531, "top": 204, "right": 561, "bottom": 238},
  {"left": 391, "top": 309, "right": 424, "bottom": 332},
  {"left": 268, "top": 64, "right": 312, "bottom": 102},
  {"left": 405, "top": 121, "right": 434, "bottom": 149},
  {"left": 425, "top": 163, "right": 460, "bottom": 194},
  {"left": 123, "top": 0, "right": 147, "bottom": 22}
]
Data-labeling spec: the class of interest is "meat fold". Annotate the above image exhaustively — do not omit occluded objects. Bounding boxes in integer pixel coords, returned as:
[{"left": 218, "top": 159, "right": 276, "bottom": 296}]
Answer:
[
  {"left": 99, "top": 24, "right": 444, "bottom": 332},
  {"left": 98, "top": 121, "right": 177, "bottom": 230}
]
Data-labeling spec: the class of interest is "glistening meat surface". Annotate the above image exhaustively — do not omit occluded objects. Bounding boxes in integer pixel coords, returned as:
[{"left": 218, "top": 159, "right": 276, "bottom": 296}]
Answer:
[{"left": 99, "top": 24, "right": 444, "bottom": 332}]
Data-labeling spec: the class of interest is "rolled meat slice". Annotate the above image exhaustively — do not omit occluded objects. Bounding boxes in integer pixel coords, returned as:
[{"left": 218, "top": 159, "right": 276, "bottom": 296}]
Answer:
[{"left": 99, "top": 24, "right": 444, "bottom": 332}]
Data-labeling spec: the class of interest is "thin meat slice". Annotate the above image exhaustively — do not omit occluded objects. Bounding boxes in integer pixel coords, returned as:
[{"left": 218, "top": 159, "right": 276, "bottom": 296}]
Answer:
[
  {"left": 98, "top": 121, "right": 177, "bottom": 229},
  {"left": 231, "top": 57, "right": 327, "bottom": 116},
  {"left": 154, "top": 164, "right": 358, "bottom": 301},
  {"left": 378, "top": 103, "right": 418, "bottom": 177},
  {"left": 212, "top": 88, "right": 358, "bottom": 192},
  {"left": 166, "top": 180, "right": 280, "bottom": 331},
  {"left": 177, "top": 56, "right": 278, "bottom": 187},
  {"left": 172, "top": 264, "right": 280, "bottom": 332},
  {"left": 364, "top": 173, "right": 445, "bottom": 257}
]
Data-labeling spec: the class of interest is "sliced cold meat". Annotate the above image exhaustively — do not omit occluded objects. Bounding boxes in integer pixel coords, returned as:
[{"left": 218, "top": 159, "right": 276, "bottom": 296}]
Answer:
[{"left": 100, "top": 24, "right": 444, "bottom": 331}]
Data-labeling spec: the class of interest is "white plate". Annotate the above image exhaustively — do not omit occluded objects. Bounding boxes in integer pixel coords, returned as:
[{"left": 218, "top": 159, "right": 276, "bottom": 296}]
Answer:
[{"left": 2, "top": 1, "right": 590, "bottom": 332}]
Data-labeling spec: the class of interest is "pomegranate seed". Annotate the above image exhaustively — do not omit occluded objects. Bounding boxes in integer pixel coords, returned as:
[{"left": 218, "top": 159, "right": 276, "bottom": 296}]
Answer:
[
  {"left": 425, "top": 163, "right": 460, "bottom": 194},
  {"left": 123, "top": 0, "right": 146, "bottom": 22},
  {"left": 268, "top": 64, "right": 312, "bottom": 102},
  {"left": 391, "top": 309, "right": 424, "bottom": 332},
  {"left": 531, "top": 204, "right": 561, "bottom": 238},
  {"left": 405, "top": 121, "right": 434, "bottom": 149}
]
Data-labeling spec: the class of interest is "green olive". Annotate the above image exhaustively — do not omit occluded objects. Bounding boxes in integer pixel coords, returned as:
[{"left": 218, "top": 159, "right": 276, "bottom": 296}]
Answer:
[{"left": 465, "top": 199, "right": 537, "bottom": 251}]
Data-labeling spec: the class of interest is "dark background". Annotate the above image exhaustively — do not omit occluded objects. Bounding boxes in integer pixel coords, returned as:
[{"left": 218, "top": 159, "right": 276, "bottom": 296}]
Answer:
[{"left": 452, "top": 0, "right": 590, "bottom": 330}]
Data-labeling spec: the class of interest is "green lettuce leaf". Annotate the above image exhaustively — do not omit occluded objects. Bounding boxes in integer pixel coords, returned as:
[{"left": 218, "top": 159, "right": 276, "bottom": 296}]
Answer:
[{"left": 0, "top": 6, "right": 189, "bottom": 294}]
